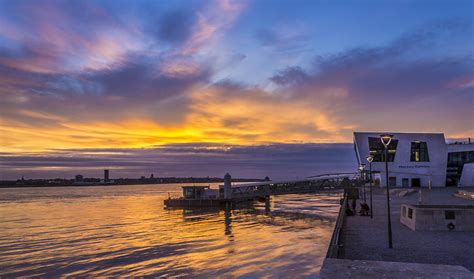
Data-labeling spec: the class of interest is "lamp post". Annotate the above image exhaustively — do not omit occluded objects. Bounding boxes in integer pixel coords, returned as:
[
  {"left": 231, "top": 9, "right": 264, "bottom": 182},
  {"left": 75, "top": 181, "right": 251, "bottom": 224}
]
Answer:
[
  {"left": 366, "top": 155, "right": 374, "bottom": 219},
  {"left": 359, "top": 164, "right": 366, "bottom": 202},
  {"left": 380, "top": 134, "right": 393, "bottom": 248}
]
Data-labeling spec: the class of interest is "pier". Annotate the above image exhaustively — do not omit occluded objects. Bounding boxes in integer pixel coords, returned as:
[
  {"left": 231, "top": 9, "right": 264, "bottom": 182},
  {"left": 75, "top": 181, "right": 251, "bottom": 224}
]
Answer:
[{"left": 164, "top": 173, "right": 357, "bottom": 207}]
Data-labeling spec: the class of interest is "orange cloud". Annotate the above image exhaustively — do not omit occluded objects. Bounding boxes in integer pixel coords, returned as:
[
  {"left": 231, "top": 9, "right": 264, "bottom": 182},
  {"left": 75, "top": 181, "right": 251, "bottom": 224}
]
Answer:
[
  {"left": 0, "top": 83, "right": 352, "bottom": 154},
  {"left": 185, "top": 86, "right": 350, "bottom": 144},
  {"left": 0, "top": 118, "right": 200, "bottom": 153}
]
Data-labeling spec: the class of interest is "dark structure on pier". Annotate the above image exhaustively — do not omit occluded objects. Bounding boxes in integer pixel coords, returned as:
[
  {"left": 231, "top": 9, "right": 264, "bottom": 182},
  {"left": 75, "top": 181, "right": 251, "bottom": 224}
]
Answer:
[{"left": 164, "top": 173, "right": 357, "bottom": 208}]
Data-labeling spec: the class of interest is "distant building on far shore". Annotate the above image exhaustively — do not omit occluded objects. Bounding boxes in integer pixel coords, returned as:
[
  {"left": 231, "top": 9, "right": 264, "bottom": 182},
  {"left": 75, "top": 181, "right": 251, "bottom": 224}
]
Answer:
[
  {"left": 104, "top": 169, "right": 109, "bottom": 182},
  {"left": 75, "top": 175, "right": 83, "bottom": 183}
]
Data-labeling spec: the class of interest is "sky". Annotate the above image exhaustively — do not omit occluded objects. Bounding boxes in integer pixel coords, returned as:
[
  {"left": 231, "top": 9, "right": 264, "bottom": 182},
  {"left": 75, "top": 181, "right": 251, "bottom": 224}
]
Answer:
[{"left": 0, "top": 0, "right": 473, "bottom": 180}]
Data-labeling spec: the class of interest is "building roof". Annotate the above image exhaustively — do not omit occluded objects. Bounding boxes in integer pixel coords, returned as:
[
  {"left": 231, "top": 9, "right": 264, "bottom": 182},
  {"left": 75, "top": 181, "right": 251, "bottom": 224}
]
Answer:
[{"left": 447, "top": 143, "right": 474, "bottom": 153}]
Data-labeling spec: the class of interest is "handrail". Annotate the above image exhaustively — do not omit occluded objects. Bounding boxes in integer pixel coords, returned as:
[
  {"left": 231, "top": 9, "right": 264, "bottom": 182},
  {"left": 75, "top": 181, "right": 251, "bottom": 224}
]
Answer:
[
  {"left": 326, "top": 193, "right": 347, "bottom": 258},
  {"left": 230, "top": 177, "right": 346, "bottom": 198},
  {"left": 306, "top": 172, "right": 358, "bottom": 178}
]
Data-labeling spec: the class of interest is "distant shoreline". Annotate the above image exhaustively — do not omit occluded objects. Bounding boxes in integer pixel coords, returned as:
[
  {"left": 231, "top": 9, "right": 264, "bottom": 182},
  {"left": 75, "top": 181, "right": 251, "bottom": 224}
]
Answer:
[{"left": 0, "top": 178, "right": 264, "bottom": 189}]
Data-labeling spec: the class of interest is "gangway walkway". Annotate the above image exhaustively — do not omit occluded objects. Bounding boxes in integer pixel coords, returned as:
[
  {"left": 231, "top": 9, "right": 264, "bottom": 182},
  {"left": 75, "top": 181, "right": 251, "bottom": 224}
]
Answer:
[
  {"left": 228, "top": 173, "right": 357, "bottom": 200},
  {"left": 165, "top": 173, "right": 359, "bottom": 207}
]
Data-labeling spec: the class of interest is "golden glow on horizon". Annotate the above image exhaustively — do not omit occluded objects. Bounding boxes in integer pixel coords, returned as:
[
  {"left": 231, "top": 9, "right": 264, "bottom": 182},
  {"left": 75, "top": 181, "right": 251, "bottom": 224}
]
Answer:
[
  {"left": 0, "top": 88, "right": 351, "bottom": 153},
  {"left": 0, "top": 117, "right": 348, "bottom": 153},
  {"left": 2, "top": 84, "right": 472, "bottom": 154}
]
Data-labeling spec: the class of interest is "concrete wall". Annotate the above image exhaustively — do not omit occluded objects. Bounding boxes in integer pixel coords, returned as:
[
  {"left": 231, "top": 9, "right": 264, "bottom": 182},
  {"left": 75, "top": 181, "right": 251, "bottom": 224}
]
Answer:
[
  {"left": 400, "top": 204, "right": 474, "bottom": 231},
  {"left": 354, "top": 132, "right": 447, "bottom": 187},
  {"left": 400, "top": 204, "right": 417, "bottom": 230}
]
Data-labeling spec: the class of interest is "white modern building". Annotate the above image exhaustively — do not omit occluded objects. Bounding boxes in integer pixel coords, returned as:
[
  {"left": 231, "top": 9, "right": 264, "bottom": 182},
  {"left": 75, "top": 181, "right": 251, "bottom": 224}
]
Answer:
[{"left": 353, "top": 132, "right": 474, "bottom": 187}]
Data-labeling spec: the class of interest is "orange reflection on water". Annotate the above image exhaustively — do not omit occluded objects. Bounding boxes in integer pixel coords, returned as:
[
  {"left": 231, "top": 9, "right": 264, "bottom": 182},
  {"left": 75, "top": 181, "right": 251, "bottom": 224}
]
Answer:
[{"left": 0, "top": 185, "right": 341, "bottom": 277}]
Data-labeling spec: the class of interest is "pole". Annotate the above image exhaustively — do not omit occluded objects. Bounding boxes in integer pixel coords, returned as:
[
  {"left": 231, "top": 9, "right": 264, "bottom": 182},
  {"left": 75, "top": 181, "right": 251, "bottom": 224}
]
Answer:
[
  {"left": 363, "top": 171, "right": 366, "bottom": 203},
  {"left": 369, "top": 162, "right": 373, "bottom": 219},
  {"left": 385, "top": 146, "right": 393, "bottom": 248}
]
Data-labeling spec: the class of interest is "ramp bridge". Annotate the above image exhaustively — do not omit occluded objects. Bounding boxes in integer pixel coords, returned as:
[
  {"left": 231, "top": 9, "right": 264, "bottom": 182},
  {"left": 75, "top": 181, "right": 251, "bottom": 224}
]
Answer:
[{"left": 225, "top": 173, "right": 357, "bottom": 200}]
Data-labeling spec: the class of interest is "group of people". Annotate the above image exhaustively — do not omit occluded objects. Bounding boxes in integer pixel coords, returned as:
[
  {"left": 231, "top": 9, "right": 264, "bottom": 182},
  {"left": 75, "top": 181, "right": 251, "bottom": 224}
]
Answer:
[{"left": 343, "top": 186, "right": 370, "bottom": 216}]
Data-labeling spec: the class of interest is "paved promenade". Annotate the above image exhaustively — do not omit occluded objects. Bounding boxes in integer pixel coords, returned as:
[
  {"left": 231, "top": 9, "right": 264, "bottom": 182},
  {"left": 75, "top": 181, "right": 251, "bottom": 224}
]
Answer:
[
  {"left": 340, "top": 187, "right": 474, "bottom": 272},
  {"left": 321, "top": 258, "right": 473, "bottom": 279}
]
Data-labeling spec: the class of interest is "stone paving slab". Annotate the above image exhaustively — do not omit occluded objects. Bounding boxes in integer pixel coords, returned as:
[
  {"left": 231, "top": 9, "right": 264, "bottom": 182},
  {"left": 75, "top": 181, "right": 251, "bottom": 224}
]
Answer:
[
  {"left": 320, "top": 258, "right": 473, "bottom": 279},
  {"left": 340, "top": 187, "right": 474, "bottom": 271}
]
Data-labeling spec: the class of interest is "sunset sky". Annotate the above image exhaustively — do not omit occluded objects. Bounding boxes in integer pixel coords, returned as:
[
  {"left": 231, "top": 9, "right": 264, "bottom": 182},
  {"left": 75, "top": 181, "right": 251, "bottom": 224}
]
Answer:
[{"left": 0, "top": 0, "right": 473, "bottom": 179}]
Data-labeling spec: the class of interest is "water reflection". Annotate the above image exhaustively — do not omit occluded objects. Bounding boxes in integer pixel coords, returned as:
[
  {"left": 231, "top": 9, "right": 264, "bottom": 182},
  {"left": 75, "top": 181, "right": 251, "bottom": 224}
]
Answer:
[
  {"left": 176, "top": 201, "right": 337, "bottom": 238},
  {"left": 224, "top": 208, "right": 233, "bottom": 237},
  {"left": 0, "top": 185, "right": 341, "bottom": 277}
]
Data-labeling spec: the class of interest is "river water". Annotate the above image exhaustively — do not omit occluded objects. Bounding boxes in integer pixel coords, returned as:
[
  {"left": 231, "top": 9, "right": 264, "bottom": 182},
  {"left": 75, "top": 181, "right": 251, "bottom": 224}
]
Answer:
[{"left": 0, "top": 184, "right": 342, "bottom": 277}]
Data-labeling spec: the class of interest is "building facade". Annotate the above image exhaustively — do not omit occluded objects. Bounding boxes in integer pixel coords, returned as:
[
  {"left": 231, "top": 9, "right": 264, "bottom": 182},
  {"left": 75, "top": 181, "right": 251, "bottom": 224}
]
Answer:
[{"left": 353, "top": 132, "right": 474, "bottom": 187}]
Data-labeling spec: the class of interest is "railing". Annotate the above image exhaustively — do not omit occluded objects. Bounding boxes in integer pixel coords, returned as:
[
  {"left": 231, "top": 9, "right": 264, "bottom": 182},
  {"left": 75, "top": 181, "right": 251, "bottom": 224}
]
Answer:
[
  {"left": 326, "top": 193, "right": 347, "bottom": 258},
  {"left": 230, "top": 175, "right": 351, "bottom": 199},
  {"left": 306, "top": 172, "right": 358, "bottom": 179}
]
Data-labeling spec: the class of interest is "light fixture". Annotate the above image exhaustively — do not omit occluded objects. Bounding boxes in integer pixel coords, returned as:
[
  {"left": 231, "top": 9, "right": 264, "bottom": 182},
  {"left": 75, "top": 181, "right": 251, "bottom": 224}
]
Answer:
[
  {"left": 380, "top": 134, "right": 393, "bottom": 147},
  {"left": 366, "top": 155, "right": 374, "bottom": 163}
]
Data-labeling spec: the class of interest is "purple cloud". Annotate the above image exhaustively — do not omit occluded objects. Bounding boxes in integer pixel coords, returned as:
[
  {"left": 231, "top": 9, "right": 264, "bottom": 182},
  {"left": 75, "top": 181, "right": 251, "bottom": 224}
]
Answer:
[{"left": 268, "top": 19, "right": 473, "bottom": 135}]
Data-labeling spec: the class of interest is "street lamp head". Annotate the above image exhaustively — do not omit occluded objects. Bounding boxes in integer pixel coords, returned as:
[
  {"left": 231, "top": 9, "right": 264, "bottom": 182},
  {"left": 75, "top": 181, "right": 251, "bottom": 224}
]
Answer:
[
  {"left": 380, "top": 134, "right": 393, "bottom": 147},
  {"left": 366, "top": 155, "right": 374, "bottom": 163},
  {"left": 359, "top": 164, "right": 366, "bottom": 171}
]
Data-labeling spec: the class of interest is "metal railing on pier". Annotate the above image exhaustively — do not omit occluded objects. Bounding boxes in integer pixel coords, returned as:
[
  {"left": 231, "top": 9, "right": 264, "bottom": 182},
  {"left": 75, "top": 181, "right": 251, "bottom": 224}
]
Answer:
[
  {"left": 229, "top": 174, "right": 353, "bottom": 199},
  {"left": 326, "top": 193, "right": 347, "bottom": 258}
]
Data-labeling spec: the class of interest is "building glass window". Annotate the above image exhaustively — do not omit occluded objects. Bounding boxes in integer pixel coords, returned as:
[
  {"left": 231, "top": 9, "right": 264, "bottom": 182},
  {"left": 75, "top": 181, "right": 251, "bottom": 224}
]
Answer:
[
  {"left": 410, "top": 141, "right": 429, "bottom": 162},
  {"left": 389, "top": 177, "right": 396, "bottom": 187},
  {"left": 368, "top": 137, "right": 398, "bottom": 162},
  {"left": 402, "top": 178, "right": 409, "bottom": 187},
  {"left": 184, "top": 188, "right": 195, "bottom": 199}
]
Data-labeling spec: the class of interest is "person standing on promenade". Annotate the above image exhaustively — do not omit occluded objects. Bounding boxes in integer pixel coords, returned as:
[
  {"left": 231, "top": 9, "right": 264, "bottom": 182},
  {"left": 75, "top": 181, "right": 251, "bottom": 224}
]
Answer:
[{"left": 344, "top": 184, "right": 360, "bottom": 214}]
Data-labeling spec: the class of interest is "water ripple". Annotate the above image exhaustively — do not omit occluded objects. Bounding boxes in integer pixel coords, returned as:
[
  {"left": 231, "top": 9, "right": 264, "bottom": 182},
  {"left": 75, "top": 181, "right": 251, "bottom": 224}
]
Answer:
[{"left": 0, "top": 184, "right": 341, "bottom": 277}]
